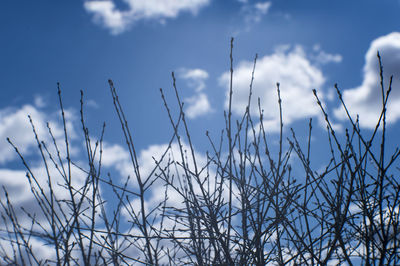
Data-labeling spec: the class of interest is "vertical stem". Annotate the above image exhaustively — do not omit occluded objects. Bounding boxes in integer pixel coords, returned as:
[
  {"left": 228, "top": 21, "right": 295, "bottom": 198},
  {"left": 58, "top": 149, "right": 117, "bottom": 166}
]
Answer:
[{"left": 226, "top": 37, "right": 234, "bottom": 260}]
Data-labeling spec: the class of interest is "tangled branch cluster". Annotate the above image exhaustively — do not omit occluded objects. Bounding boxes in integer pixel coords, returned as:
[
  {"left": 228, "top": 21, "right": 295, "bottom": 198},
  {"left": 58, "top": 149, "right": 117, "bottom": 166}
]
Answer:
[{"left": 1, "top": 40, "right": 400, "bottom": 265}]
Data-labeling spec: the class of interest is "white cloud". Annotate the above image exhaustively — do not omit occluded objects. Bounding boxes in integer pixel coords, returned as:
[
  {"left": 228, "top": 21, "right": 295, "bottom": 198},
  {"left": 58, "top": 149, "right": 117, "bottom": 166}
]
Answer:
[
  {"left": 102, "top": 141, "right": 211, "bottom": 216},
  {"left": 0, "top": 161, "right": 94, "bottom": 263},
  {"left": 84, "top": 1, "right": 126, "bottom": 34},
  {"left": 34, "top": 95, "right": 46, "bottom": 108},
  {"left": 219, "top": 45, "right": 326, "bottom": 132},
  {"left": 0, "top": 101, "right": 84, "bottom": 218},
  {"left": 102, "top": 142, "right": 175, "bottom": 185},
  {"left": 184, "top": 92, "right": 212, "bottom": 118},
  {"left": 179, "top": 68, "right": 209, "bottom": 92},
  {"left": 101, "top": 141, "right": 207, "bottom": 187},
  {"left": 334, "top": 32, "right": 400, "bottom": 128},
  {"left": 0, "top": 104, "right": 77, "bottom": 164},
  {"left": 0, "top": 102, "right": 102, "bottom": 263},
  {"left": 101, "top": 142, "right": 132, "bottom": 177},
  {"left": 254, "top": 2, "right": 271, "bottom": 14},
  {"left": 0, "top": 236, "right": 57, "bottom": 264},
  {"left": 178, "top": 68, "right": 213, "bottom": 118},
  {"left": 242, "top": 1, "right": 272, "bottom": 26},
  {"left": 84, "top": 0, "right": 211, "bottom": 34},
  {"left": 0, "top": 169, "right": 32, "bottom": 202},
  {"left": 312, "top": 44, "right": 343, "bottom": 65},
  {"left": 86, "top": 99, "right": 99, "bottom": 109},
  {"left": 109, "top": 140, "right": 240, "bottom": 245},
  {"left": 137, "top": 141, "right": 211, "bottom": 207},
  {"left": 0, "top": 162, "right": 88, "bottom": 206},
  {"left": 0, "top": 97, "right": 92, "bottom": 241},
  {"left": 0, "top": 105, "right": 44, "bottom": 164}
]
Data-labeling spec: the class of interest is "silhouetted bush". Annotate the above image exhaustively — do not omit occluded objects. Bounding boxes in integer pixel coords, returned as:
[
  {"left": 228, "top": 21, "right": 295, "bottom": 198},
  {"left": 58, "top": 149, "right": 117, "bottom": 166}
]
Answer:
[{"left": 1, "top": 39, "right": 400, "bottom": 265}]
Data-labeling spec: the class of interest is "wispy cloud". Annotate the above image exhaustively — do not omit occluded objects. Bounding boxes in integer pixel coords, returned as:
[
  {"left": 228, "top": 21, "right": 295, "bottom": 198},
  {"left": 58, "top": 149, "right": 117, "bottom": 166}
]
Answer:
[
  {"left": 334, "top": 32, "right": 400, "bottom": 128},
  {"left": 254, "top": 2, "right": 271, "bottom": 14},
  {"left": 178, "top": 68, "right": 213, "bottom": 119},
  {"left": 84, "top": 0, "right": 211, "bottom": 34},
  {"left": 219, "top": 45, "right": 340, "bottom": 131},
  {"left": 179, "top": 68, "right": 209, "bottom": 92},
  {"left": 239, "top": 1, "right": 271, "bottom": 32},
  {"left": 312, "top": 44, "right": 343, "bottom": 65}
]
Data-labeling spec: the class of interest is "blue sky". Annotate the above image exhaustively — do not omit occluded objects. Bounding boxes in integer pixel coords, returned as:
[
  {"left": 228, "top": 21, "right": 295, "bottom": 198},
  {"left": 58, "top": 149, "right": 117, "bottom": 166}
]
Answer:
[
  {"left": 1, "top": 0, "right": 399, "bottom": 157},
  {"left": 1, "top": 0, "right": 400, "bottom": 261}
]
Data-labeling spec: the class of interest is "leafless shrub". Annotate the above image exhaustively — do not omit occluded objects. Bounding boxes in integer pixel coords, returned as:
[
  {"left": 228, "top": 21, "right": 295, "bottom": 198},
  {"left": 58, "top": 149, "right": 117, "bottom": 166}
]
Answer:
[{"left": 1, "top": 39, "right": 399, "bottom": 265}]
